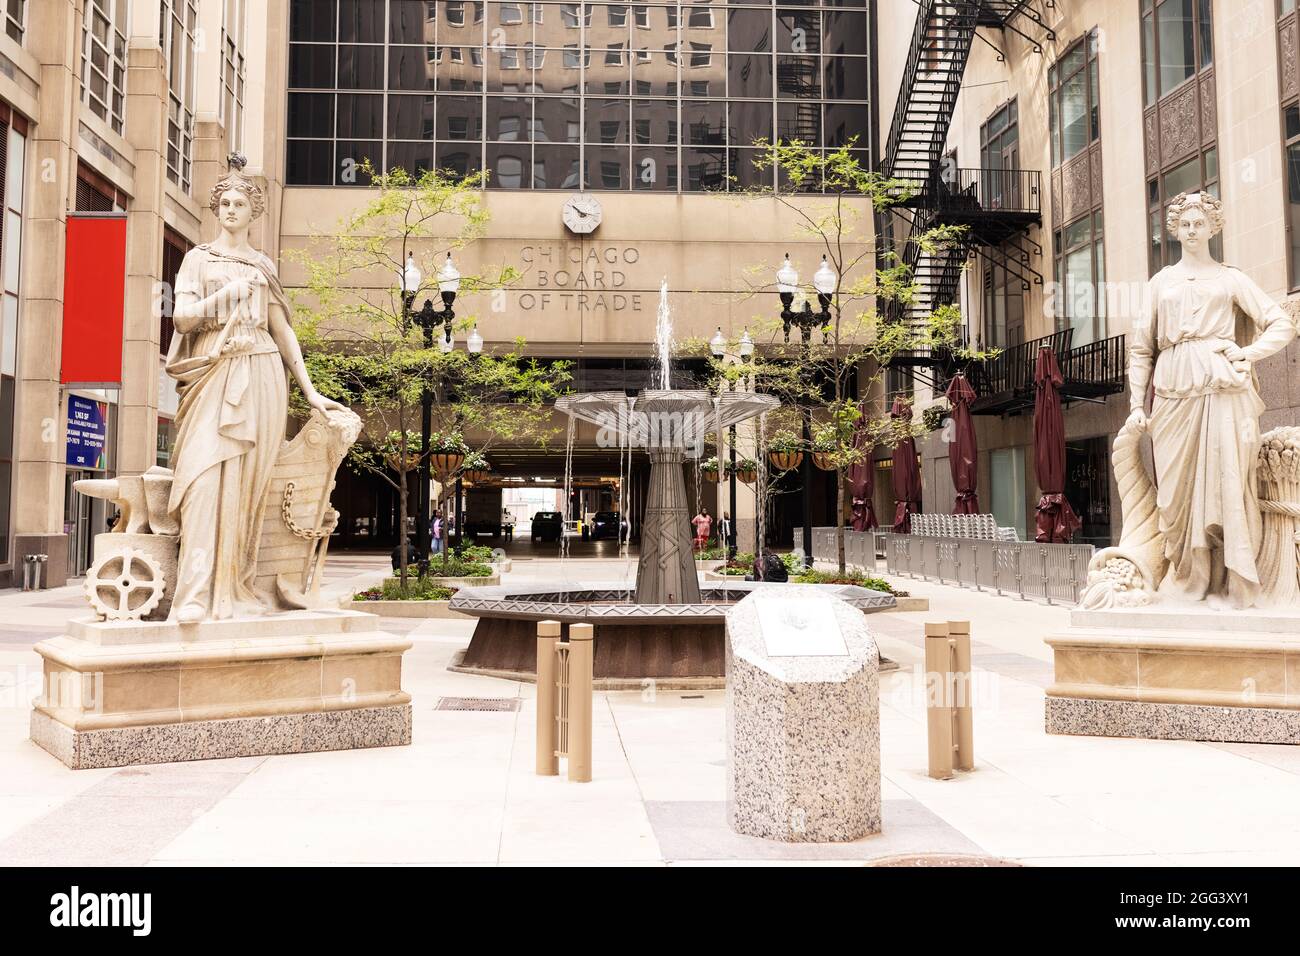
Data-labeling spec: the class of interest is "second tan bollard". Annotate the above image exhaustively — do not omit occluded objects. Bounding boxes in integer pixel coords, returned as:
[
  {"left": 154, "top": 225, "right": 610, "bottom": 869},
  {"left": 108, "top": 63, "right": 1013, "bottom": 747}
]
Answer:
[
  {"left": 924, "top": 622, "right": 953, "bottom": 779},
  {"left": 949, "top": 620, "right": 975, "bottom": 772},
  {"left": 566, "top": 623, "right": 594, "bottom": 782},
  {"left": 536, "top": 620, "right": 561, "bottom": 776}
]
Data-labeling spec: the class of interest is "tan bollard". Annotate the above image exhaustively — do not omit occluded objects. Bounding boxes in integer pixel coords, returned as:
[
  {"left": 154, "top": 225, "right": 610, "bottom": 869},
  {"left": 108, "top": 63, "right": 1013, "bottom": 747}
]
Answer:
[
  {"left": 536, "top": 620, "right": 560, "bottom": 776},
  {"left": 924, "top": 622, "right": 953, "bottom": 779},
  {"left": 949, "top": 620, "right": 975, "bottom": 772},
  {"left": 567, "top": 623, "right": 594, "bottom": 783}
]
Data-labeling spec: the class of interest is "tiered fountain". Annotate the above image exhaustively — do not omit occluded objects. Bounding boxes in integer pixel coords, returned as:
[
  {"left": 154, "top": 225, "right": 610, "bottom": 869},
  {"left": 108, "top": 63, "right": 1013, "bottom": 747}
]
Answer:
[{"left": 449, "top": 283, "right": 895, "bottom": 685}]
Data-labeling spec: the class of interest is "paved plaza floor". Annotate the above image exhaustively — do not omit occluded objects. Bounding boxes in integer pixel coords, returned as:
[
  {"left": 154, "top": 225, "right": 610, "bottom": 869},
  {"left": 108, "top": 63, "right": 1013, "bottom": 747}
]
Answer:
[{"left": 2, "top": 551, "right": 1299, "bottom": 867}]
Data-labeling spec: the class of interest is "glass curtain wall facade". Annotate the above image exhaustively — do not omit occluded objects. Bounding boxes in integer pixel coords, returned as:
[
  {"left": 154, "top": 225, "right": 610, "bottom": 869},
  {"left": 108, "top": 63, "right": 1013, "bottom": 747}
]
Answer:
[{"left": 285, "top": 0, "right": 871, "bottom": 190}]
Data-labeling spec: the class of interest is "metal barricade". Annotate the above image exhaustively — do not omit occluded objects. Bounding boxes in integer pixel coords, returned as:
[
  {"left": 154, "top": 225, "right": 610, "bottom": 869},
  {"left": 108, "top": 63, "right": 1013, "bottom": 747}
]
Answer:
[
  {"left": 536, "top": 619, "right": 593, "bottom": 782},
  {"left": 881, "top": 532, "right": 1093, "bottom": 605}
]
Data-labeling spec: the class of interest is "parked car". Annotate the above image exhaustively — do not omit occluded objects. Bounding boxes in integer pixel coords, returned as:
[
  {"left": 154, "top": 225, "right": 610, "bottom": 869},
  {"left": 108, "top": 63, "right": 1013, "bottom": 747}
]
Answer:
[
  {"left": 530, "top": 511, "right": 564, "bottom": 543},
  {"left": 584, "top": 511, "right": 626, "bottom": 541}
]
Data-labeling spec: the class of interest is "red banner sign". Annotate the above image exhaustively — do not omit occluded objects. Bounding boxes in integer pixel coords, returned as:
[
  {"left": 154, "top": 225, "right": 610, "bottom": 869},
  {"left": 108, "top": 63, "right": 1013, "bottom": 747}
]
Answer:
[{"left": 60, "top": 214, "right": 127, "bottom": 386}]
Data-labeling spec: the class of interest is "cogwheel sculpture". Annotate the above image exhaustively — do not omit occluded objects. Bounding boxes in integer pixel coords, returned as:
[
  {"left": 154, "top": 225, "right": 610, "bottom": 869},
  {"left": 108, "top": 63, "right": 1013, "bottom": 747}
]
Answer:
[{"left": 84, "top": 548, "right": 166, "bottom": 621}]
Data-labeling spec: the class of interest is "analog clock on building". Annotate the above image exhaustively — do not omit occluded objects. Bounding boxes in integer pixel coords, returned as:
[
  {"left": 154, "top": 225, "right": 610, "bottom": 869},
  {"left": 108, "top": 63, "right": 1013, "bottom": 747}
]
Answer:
[{"left": 562, "top": 193, "right": 602, "bottom": 234}]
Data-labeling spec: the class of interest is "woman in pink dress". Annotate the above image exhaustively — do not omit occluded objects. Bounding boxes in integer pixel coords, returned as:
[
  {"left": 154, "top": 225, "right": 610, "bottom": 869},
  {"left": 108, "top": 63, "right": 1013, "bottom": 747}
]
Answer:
[{"left": 692, "top": 508, "right": 712, "bottom": 551}]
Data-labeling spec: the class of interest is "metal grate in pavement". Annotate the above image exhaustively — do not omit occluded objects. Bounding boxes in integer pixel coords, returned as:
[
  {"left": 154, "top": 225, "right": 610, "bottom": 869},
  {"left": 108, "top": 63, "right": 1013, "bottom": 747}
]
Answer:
[{"left": 434, "top": 697, "right": 521, "bottom": 712}]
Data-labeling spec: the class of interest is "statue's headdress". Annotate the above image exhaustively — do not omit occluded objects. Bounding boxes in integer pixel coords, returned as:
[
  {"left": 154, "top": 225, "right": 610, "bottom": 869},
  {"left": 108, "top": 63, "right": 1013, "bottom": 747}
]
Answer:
[{"left": 208, "top": 152, "right": 265, "bottom": 219}]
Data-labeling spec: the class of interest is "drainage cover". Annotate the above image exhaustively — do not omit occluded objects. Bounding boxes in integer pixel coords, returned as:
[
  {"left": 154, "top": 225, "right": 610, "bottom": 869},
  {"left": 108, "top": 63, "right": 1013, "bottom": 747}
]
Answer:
[
  {"left": 868, "top": 854, "right": 1020, "bottom": 867},
  {"left": 435, "top": 697, "right": 521, "bottom": 712}
]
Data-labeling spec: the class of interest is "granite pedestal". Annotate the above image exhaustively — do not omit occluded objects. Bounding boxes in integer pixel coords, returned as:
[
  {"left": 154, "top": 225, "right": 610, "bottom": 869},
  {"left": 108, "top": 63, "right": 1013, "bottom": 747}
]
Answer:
[
  {"left": 726, "top": 587, "right": 880, "bottom": 842},
  {"left": 1046, "top": 605, "right": 1300, "bottom": 744},
  {"left": 29, "top": 609, "right": 412, "bottom": 769}
]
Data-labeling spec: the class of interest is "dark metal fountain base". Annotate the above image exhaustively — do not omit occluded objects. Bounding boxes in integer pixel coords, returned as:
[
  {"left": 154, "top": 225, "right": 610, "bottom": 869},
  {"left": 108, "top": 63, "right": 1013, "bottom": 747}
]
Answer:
[{"left": 448, "top": 582, "right": 896, "bottom": 687}]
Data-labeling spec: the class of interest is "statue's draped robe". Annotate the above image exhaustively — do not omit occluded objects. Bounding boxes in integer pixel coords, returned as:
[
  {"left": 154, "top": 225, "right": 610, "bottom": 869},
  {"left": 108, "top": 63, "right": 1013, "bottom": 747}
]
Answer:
[
  {"left": 1132, "top": 264, "right": 1296, "bottom": 606},
  {"left": 164, "top": 245, "right": 289, "bottom": 619}
]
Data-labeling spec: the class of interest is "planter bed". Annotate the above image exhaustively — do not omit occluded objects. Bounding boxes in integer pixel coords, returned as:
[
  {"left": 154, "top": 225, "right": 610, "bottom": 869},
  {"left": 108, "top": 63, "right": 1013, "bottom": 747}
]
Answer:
[{"left": 346, "top": 599, "right": 473, "bottom": 619}]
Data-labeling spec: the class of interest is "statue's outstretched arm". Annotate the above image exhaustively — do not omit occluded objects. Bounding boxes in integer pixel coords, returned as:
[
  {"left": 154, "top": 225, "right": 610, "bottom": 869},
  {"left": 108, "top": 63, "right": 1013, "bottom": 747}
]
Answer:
[{"left": 268, "top": 299, "right": 348, "bottom": 416}]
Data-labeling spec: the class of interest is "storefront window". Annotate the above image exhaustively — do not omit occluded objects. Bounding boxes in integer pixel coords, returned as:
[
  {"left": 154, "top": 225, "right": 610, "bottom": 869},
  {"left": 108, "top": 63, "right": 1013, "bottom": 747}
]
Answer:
[
  {"left": 1066, "top": 435, "right": 1112, "bottom": 547},
  {"left": 989, "top": 447, "right": 1025, "bottom": 542}
]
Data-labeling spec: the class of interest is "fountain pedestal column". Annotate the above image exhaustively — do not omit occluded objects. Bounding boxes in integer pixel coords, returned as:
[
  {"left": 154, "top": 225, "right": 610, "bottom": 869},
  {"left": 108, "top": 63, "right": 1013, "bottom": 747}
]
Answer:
[{"left": 636, "top": 448, "right": 702, "bottom": 605}]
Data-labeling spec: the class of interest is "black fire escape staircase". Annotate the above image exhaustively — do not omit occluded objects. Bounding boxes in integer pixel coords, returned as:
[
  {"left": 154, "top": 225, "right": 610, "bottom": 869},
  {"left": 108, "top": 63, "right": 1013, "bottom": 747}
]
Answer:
[{"left": 880, "top": 1, "right": 1056, "bottom": 389}]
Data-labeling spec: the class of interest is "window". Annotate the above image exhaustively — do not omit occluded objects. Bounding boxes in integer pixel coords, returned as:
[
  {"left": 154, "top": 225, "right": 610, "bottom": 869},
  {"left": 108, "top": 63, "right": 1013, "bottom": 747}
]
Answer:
[
  {"left": 983, "top": 262, "right": 1024, "bottom": 350},
  {"left": 1287, "top": 106, "right": 1300, "bottom": 291},
  {"left": 989, "top": 448, "right": 1026, "bottom": 542},
  {"left": 284, "top": 0, "right": 871, "bottom": 192},
  {"left": 1054, "top": 210, "right": 1105, "bottom": 347},
  {"left": 0, "top": 111, "right": 25, "bottom": 566},
  {"left": 1141, "top": 0, "right": 1213, "bottom": 106},
  {"left": 980, "top": 100, "right": 1019, "bottom": 208},
  {"left": 160, "top": 227, "right": 191, "bottom": 360},
  {"left": 81, "top": 0, "right": 128, "bottom": 134},
  {"left": 1146, "top": 148, "right": 1219, "bottom": 272},
  {"left": 222, "top": 0, "right": 247, "bottom": 153},
  {"left": 161, "top": 0, "right": 198, "bottom": 193},
  {"left": 688, "top": 6, "right": 714, "bottom": 29},
  {"left": 1049, "top": 30, "right": 1099, "bottom": 168},
  {"left": 5, "top": 0, "right": 24, "bottom": 43}
]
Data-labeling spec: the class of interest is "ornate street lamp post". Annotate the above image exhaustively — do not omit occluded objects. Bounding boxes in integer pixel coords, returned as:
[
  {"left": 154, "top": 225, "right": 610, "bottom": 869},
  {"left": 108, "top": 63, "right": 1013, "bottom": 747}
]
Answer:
[
  {"left": 710, "top": 327, "right": 754, "bottom": 559},
  {"left": 776, "top": 253, "right": 835, "bottom": 567},
  {"left": 403, "top": 252, "right": 466, "bottom": 563}
]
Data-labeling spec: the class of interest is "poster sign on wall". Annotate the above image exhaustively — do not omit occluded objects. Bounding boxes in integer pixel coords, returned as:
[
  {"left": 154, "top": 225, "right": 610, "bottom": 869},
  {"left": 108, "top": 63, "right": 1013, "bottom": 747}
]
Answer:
[
  {"left": 66, "top": 395, "right": 109, "bottom": 470},
  {"left": 60, "top": 214, "right": 127, "bottom": 386}
]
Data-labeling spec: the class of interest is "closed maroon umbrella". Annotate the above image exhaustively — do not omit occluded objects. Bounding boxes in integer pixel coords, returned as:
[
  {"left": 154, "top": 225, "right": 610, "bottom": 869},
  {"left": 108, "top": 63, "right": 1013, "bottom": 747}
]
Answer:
[
  {"left": 1033, "top": 345, "right": 1082, "bottom": 542},
  {"left": 847, "top": 400, "right": 878, "bottom": 532},
  {"left": 889, "top": 397, "right": 921, "bottom": 534},
  {"left": 945, "top": 373, "right": 979, "bottom": 514}
]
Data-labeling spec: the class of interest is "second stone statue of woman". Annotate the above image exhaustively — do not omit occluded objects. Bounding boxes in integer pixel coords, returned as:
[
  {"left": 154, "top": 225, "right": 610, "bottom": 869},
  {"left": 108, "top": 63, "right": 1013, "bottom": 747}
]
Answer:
[
  {"left": 164, "top": 156, "right": 346, "bottom": 622},
  {"left": 1127, "top": 191, "right": 1297, "bottom": 608}
]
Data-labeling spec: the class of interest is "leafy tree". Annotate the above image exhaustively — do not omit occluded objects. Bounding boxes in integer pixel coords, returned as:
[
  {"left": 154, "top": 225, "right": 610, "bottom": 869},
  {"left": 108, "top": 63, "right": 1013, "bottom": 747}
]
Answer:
[
  {"left": 700, "top": 138, "right": 994, "bottom": 572},
  {"left": 290, "top": 162, "right": 571, "bottom": 585}
]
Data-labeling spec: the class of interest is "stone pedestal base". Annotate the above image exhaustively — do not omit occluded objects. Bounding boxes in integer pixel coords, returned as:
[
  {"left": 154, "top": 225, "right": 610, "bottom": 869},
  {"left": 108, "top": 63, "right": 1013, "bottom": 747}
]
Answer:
[
  {"left": 31, "top": 703, "right": 411, "bottom": 770},
  {"left": 1046, "top": 606, "right": 1300, "bottom": 745},
  {"left": 726, "top": 587, "right": 880, "bottom": 843},
  {"left": 1045, "top": 695, "right": 1300, "bottom": 744},
  {"left": 30, "top": 609, "right": 412, "bottom": 769}
]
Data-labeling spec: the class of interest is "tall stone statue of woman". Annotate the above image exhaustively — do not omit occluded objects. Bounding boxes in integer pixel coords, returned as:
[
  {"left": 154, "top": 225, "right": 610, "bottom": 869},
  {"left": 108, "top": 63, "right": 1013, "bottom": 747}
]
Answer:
[
  {"left": 164, "top": 156, "right": 346, "bottom": 622},
  {"left": 1127, "top": 192, "right": 1297, "bottom": 608}
]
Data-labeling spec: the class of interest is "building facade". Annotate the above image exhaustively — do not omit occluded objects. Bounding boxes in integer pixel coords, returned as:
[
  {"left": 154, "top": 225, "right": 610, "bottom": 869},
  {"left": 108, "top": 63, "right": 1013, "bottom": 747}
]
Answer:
[
  {"left": 4, "top": 0, "right": 879, "bottom": 586},
  {"left": 876, "top": 0, "right": 1300, "bottom": 547}
]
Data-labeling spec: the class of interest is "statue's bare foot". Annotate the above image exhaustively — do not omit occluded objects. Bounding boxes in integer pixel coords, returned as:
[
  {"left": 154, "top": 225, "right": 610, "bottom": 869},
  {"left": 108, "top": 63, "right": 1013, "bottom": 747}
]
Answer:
[{"left": 175, "top": 603, "right": 205, "bottom": 624}]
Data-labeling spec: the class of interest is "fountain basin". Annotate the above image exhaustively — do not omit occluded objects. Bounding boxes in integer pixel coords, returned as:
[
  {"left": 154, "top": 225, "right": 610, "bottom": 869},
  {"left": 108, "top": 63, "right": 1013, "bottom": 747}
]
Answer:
[{"left": 448, "top": 581, "right": 896, "bottom": 688}]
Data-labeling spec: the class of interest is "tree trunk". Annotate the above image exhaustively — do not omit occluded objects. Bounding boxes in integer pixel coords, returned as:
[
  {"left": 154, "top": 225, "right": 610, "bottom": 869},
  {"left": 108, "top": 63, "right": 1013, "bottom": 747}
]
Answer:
[
  {"left": 836, "top": 469, "right": 846, "bottom": 574},
  {"left": 440, "top": 487, "right": 452, "bottom": 571},
  {"left": 398, "top": 469, "right": 410, "bottom": 590}
]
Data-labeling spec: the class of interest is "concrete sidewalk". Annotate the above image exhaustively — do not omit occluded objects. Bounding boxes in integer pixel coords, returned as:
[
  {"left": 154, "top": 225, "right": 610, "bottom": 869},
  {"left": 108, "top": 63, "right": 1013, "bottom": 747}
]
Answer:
[{"left": 2, "top": 555, "right": 1299, "bottom": 866}]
